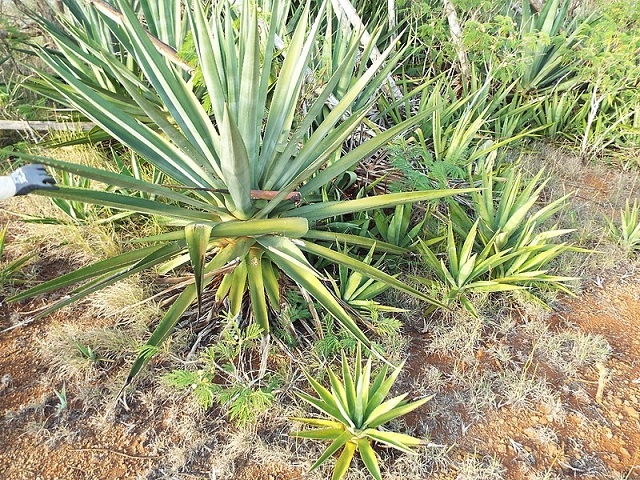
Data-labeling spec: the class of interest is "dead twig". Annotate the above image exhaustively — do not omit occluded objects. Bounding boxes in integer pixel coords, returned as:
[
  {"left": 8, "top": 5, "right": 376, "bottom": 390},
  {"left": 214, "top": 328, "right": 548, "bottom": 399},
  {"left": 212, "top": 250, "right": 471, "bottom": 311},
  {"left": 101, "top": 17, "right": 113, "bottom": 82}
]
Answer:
[
  {"left": 72, "top": 447, "right": 160, "bottom": 460},
  {"left": 0, "top": 120, "right": 94, "bottom": 132}
]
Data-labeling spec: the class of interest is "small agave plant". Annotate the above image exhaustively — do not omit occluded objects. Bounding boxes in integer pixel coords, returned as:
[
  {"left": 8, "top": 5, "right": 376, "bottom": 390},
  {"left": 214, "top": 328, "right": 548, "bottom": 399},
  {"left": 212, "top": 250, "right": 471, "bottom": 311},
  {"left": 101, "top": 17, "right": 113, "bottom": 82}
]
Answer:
[
  {"left": 610, "top": 199, "right": 640, "bottom": 252},
  {"left": 291, "top": 345, "right": 430, "bottom": 480}
]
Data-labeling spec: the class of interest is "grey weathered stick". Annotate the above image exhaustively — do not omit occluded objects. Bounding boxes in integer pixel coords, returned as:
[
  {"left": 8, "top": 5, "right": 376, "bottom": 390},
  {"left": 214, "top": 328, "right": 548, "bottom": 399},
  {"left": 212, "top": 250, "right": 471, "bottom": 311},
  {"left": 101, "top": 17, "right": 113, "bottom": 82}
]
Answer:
[
  {"left": 443, "top": 0, "right": 470, "bottom": 84},
  {"left": 529, "top": 0, "right": 544, "bottom": 13},
  {"left": 0, "top": 120, "right": 94, "bottom": 131}
]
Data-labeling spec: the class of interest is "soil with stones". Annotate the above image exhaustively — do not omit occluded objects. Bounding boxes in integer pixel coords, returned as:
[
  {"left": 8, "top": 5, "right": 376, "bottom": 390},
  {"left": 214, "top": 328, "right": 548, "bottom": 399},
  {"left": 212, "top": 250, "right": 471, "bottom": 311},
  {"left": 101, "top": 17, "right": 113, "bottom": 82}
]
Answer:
[{"left": 2, "top": 269, "right": 639, "bottom": 479}]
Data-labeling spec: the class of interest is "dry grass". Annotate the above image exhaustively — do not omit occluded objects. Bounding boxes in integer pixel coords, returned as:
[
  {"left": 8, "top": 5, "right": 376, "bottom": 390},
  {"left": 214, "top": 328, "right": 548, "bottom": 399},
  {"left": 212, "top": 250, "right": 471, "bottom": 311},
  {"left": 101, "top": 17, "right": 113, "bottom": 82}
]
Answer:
[
  {"left": 453, "top": 454, "right": 506, "bottom": 480},
  {"left": 3, "top": 194, "right": 119, "bottom": 266},
  {"left": 521, "top": 143, "right": 640, "bottom": 284}
]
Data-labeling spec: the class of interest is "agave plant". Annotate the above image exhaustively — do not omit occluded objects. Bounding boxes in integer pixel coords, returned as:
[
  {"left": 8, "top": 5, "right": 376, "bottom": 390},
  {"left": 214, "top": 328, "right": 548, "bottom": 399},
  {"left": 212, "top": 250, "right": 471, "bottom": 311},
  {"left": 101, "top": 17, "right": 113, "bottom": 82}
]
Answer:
[
  {"left": 419, "top": 155, "right": 581, "bottom": 314},
  {"left": 517, "top": 0, "right": 596, "bottom": 92},
  {"left": 610, "top": 199, "right": 640, "bottom": 252},
  {"left": 328, "top": 245, "right": 406, "bottom": 318},
  {"left": 372, "top": 204, "right": 425, "bottom": 249},
  {"left": 1, "top": 225, "right": 35, "bottom": 291},
  {"left": 291, "top": 344, "right": 430, "bottom": 480},
  {"left": 416, "top": 221, "right": 531, "bottom": 316},
  {"left": 449, "top": 154, "right": 574, "bottom": 261},
  {"left": 9, "top": 0, "right": 467, "bottom": 382}
]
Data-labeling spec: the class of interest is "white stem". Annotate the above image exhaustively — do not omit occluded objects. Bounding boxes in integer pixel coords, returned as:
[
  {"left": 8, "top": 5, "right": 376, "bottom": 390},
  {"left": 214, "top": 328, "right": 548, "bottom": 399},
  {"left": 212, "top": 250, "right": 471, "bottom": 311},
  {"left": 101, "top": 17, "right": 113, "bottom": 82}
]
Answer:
[{"left": 443, "top": 0, "right": 470, "bottom": 83}]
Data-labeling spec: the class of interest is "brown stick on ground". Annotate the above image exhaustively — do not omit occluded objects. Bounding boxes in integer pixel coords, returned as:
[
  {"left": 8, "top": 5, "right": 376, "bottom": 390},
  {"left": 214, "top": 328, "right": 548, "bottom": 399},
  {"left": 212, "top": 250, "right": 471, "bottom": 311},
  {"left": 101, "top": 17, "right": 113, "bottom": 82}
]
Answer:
[
  {"left": 172, "top": 187, "right": 301, "bottom": 202},
  {"left": 250, "top": 190, "right": 301, "bottom": 202}
]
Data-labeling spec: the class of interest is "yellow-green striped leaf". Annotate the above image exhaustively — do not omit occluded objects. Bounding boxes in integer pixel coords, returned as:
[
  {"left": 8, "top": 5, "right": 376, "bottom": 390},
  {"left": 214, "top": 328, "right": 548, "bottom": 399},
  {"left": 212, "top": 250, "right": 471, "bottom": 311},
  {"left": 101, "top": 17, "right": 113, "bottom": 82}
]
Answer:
[{"left": 185, "top": 223, "right": 213, "bottom": 314}]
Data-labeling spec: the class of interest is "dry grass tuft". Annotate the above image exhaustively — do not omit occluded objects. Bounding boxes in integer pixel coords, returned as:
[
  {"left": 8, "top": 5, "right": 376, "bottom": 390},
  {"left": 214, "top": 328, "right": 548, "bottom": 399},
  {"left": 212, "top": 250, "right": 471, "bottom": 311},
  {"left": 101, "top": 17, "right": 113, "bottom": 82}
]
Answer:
[{"left": 86, "top": 275, "right": 163, "bottom": 326}]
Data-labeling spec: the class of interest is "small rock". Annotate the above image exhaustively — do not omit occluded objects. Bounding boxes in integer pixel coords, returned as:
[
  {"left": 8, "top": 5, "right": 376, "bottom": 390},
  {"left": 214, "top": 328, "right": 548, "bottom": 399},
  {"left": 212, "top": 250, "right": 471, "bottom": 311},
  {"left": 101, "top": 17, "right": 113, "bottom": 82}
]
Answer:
[
  {"left": 0, "top": 373, "right": 11, "bottom": 392},
  {"left": 623, "top": 405, "right": 639, "bottom": 419},
  {"left": 620, "top": 447, "right": 631, "bottom": 459}
]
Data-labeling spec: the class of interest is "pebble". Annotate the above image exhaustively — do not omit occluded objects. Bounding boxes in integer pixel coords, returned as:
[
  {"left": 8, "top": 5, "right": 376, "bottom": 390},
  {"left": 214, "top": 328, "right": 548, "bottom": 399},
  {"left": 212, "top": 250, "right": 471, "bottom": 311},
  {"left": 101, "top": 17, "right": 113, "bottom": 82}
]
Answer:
[
  {"left": 620, "top": 447, "right": 631, "bottom": 459},
  {"left": 623, "top": 405, "right": 639, "bottom": 419}
]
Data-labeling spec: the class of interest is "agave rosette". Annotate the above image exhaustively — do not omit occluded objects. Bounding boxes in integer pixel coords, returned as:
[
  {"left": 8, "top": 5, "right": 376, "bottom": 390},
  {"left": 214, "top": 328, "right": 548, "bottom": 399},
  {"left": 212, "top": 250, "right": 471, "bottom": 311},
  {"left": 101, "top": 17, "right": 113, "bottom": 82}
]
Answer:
[{"left": 291, "top": 346, "right": 430, "bottom": 480}]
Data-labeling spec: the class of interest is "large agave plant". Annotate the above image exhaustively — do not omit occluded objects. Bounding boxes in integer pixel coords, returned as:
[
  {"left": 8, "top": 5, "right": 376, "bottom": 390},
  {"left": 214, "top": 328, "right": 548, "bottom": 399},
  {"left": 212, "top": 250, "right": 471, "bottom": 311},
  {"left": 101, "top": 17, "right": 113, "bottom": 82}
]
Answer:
[{"left": 10, "top": 0, "right": 467, "bottom": 381}]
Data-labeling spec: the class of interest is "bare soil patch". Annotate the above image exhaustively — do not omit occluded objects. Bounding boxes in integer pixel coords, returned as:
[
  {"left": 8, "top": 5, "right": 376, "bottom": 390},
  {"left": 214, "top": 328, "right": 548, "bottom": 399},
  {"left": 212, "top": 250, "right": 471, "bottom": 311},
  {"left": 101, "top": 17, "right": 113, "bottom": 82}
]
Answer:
[{"left": 1, "top": 276, "right": 639, "bottom": 479}]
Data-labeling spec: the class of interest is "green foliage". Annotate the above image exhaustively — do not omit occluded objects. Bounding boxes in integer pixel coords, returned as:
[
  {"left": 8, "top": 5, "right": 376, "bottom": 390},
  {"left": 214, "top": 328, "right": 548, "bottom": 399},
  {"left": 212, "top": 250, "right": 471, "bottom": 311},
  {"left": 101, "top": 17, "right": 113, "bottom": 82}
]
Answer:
[
  {"left": 313, "top": 317, "right": 360, "bottom": 359},
  {"left": 0, "top": 19, "right": 48, "bottom": 125},
  {"left": 164, "top": 323, "right": 279, "bottom": 427},
  {"left": 9, "top": 0, "right": 467, "bottom": 382},
  {"left": 0, "top": 225, "right": 34, "bottom": 291},
  {"left": 395, "top": 0, "right": 638, "bottom": 157},
  {"left": 372, "top": 204, "right": 425, "bottom": 249},
  {"left": 417, "top": 155, "right": 580, "bottom": 314},
  {"left": 291, "top": 344, "right": 430, "bottom": 480},
  {"left": 385, "top": 72, "right": 539, "bottom": 189},
  {"left": 610, "top": 199, "right": 640, "bottom": 252}
]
